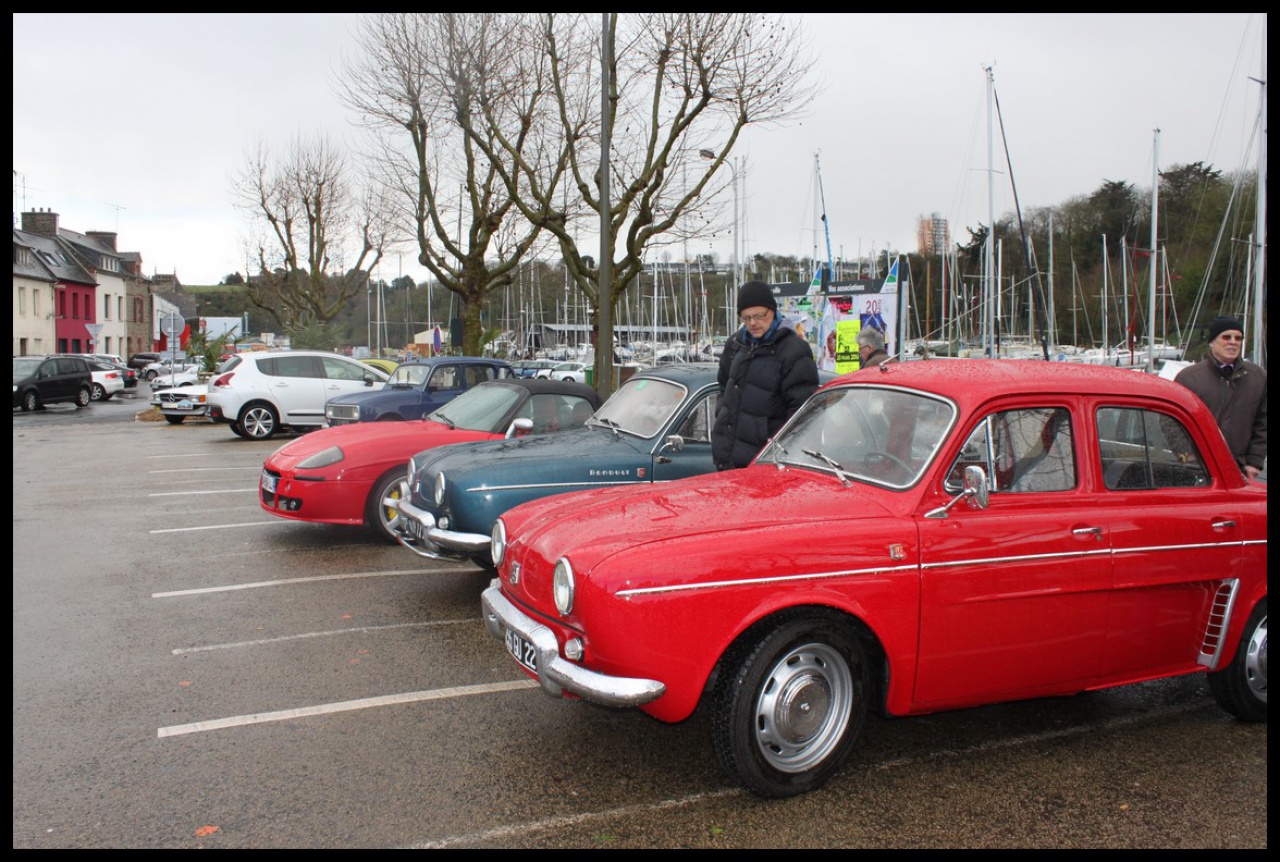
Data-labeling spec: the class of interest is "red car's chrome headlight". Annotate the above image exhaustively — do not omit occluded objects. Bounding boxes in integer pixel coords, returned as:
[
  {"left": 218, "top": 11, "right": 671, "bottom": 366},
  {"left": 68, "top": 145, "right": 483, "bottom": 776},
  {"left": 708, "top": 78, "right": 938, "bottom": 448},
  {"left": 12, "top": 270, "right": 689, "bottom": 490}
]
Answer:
[
  {"left": 491, "top": 519, "right": 508, "bottom": 568},
  {"left": 553, "top": 557, "right": 575, "bottom": 616}
]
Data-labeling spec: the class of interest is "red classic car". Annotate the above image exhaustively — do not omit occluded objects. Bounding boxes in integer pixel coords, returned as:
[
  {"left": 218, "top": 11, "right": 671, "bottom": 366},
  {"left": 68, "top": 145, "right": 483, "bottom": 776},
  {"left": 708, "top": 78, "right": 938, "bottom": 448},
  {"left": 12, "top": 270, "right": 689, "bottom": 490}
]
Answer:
[
  {"left": 259, "top": 378, "right": 601, "bottom": 541},
  {"left": 482, "top": 360, "right": 1268, "bottom": 797}
]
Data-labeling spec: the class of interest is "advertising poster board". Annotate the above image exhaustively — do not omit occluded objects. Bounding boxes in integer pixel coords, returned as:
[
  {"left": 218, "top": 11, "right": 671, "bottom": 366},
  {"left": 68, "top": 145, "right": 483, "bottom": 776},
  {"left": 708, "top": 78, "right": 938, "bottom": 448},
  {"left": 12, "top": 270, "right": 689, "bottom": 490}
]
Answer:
[{"left": 775, "top": 259, "right": 901, "bottom": 374}]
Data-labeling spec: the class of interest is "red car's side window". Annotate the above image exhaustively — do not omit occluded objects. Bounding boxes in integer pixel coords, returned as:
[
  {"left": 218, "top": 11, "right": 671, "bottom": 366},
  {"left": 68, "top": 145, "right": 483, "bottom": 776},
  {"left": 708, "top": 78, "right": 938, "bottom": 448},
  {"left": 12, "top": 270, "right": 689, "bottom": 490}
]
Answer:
[
  {"left": 1096, "top": 407, "right": 1210, "bottom": 490},
  {"left": 945, "top": 407, "right": 1076, "bottom": 493}
]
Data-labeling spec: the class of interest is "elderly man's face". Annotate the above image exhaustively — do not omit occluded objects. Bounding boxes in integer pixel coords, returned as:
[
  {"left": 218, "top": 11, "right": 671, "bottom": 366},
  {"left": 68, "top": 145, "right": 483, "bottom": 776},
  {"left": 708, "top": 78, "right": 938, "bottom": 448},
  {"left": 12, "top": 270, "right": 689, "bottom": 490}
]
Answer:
[{"left": 1208, "top": 329, "right": 1244, "bottom": 365}]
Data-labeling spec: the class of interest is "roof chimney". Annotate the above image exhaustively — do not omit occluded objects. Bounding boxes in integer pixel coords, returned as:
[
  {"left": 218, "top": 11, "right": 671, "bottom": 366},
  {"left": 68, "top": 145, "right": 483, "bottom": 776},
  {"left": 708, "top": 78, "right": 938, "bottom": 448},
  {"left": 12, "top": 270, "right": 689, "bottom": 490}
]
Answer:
[
  {"left": 86, "top": 231, "right": 119, "bottom": 252},
  {"left": 21, "top": 208, "right": 60, "bottom": 237}
]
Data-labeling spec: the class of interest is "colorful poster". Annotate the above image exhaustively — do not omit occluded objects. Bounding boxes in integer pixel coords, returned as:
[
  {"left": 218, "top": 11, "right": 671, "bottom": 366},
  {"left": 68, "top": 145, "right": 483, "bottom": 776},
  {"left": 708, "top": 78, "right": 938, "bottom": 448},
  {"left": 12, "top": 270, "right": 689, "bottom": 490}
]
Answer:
[{"left": 835, "top": 319, "right": 861, "bottom": 373}]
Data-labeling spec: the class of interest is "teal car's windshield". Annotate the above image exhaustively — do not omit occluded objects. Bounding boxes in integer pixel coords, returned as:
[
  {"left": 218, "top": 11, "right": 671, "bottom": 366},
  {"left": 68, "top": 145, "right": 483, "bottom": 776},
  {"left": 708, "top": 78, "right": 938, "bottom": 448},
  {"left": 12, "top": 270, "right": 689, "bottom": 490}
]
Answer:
[{"left": 588, "top": 376, "right": 687, "bottom": 439}]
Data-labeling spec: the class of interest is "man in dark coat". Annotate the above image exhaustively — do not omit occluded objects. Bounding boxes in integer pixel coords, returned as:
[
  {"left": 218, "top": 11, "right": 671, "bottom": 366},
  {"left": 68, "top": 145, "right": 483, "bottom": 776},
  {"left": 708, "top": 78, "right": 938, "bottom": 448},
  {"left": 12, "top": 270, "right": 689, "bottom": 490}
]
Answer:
[
  {"left": 712, "top": 280, "right": 820, "bottom": 470},
  {"left": 1174, "top": 316, "right": 1267, "bottom": 479}
]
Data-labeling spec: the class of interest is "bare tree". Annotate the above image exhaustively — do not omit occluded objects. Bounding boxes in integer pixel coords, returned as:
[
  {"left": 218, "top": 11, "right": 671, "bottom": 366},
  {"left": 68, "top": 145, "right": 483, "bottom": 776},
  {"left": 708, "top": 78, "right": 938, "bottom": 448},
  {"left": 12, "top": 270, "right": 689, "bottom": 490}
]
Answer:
[
  {"left": 460, "top": 13, "right": 820, "bottom": 393},
  {"left": 338, "top": 13, "right": 552, "bottom": 357},
  {"left": 232, "top": 136, "right": 395, "bottom": 339}
]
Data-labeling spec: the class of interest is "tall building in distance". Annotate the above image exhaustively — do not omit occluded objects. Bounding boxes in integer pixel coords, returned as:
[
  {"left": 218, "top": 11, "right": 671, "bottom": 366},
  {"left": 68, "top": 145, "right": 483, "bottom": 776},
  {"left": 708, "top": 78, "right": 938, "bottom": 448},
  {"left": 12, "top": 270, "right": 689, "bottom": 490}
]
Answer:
[{"left": 916, "top": 213, "right": 950, "bottom": 256}]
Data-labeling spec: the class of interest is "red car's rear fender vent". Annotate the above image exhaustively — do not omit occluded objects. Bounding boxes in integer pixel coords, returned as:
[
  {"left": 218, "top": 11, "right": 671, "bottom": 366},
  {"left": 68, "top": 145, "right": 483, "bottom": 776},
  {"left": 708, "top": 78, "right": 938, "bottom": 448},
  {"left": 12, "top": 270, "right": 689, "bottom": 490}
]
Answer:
[{"left": 1197, "top": 578, "right": 1240, "bottom": 669}]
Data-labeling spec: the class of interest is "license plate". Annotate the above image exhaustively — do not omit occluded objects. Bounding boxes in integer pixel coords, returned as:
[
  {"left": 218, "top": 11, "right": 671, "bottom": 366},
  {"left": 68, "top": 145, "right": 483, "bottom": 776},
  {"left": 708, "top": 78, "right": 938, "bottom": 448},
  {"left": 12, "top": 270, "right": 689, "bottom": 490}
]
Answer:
[
  {"left": 260, "top": 471, "right": 277, "bottom": 493},
  {"left": 177, "top": 400, "right": 193, "bottom": 410},
  {"left": 504, "top": 627, "right": 537, "bottom": 672}
]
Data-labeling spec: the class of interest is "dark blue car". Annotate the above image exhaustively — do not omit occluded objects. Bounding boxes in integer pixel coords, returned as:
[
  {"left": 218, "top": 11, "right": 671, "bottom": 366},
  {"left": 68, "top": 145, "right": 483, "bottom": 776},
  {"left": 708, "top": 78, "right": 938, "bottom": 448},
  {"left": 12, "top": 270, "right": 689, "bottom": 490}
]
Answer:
[{"left": 324, "top": 356, "right": 513, "bottom": 425}]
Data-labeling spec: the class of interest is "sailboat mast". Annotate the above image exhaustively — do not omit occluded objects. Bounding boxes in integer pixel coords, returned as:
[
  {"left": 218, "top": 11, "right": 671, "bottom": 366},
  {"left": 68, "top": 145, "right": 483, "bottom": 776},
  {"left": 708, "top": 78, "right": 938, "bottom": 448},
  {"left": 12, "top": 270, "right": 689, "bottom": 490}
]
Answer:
[
  {"left": 983, "top": 64, "right": 997, "bottom": 358},
  {"left": 1100, "top": 234, "right": 1109, "bottom": 356},
  {"left": 1250, "top": 66, "right": 1266, "bottom": 367},
  {"left": 1147, "top": 129, "right": 1160, "bottom": 373}
]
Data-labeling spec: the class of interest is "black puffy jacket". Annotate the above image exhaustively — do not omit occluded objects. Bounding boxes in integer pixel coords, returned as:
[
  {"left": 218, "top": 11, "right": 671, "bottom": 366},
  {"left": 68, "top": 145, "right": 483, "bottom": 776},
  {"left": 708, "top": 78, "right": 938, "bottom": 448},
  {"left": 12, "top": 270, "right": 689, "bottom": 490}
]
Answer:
[{"left": 712, "top": 325, "right": 819, "bottom": 470}]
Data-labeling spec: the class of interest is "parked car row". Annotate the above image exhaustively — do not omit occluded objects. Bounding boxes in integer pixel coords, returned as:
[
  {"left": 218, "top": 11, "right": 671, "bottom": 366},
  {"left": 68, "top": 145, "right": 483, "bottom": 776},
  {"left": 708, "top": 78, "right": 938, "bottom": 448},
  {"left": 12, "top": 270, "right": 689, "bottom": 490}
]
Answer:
[
  {"left": 260, "top": 377, "right": 601, "bottom": 541},
  {"left": 149, "top": 351, "right": 1270, "bottom": 802}
]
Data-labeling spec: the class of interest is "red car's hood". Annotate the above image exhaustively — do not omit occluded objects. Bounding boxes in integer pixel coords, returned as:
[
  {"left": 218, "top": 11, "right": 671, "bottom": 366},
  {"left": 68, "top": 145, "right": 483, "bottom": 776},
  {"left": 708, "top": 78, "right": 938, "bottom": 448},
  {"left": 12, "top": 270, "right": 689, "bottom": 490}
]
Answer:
[
  {"left": 504, "top": 464, "right": 899, "bottom": 575},
  {"left": 264, "top": 419, "right": 494, "bottom": 472}
]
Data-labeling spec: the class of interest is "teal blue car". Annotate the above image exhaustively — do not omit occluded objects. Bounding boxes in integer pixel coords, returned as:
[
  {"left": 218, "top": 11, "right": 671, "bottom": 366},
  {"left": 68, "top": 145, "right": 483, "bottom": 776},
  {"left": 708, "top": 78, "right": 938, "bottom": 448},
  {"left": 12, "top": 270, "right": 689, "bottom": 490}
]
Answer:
[{"left": 394, "top": 364, "right": 723, "bottom": 570}]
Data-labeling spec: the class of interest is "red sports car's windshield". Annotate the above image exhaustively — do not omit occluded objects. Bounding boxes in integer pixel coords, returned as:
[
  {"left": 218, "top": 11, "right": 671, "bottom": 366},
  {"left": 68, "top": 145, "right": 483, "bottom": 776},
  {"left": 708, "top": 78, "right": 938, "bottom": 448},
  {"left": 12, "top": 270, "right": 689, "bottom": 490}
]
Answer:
[{"left": 427, "top": 383, "right": 525, "bottom": 433}]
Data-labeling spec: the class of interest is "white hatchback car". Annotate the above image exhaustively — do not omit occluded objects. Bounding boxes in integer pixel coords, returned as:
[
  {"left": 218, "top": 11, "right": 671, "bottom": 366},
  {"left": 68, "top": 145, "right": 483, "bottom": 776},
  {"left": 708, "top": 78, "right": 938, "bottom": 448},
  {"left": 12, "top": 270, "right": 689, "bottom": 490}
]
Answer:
[
  {"left": 535, "top": 360, "right": 590, "bottom": 383},
  {"left": 207, "top": 351, "right": 390, "bottom": 440},
  {"left": 85, "top": 358, "right": 127, "bottom": 402}
]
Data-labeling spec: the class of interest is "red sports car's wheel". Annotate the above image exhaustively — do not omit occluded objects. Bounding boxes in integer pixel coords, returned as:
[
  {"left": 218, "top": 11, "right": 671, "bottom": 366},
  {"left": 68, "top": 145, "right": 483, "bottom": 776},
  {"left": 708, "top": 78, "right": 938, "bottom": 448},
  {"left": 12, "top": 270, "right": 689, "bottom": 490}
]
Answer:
[{"left": 365, "top": 468, "right": 408, "bottom": 543}]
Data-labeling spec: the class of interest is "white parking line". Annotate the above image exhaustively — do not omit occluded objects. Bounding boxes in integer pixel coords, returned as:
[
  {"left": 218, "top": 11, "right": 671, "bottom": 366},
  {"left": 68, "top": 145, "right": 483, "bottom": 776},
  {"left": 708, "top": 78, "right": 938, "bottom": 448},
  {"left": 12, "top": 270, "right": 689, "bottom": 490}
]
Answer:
[
  {"left": 149, "top": 488, "right": 257, "bottom": 496},
  {"left": 172, "top": 618, "right": 475, "bottom": 654},
  {"left": 157, "top": 679, "right": 538, "bottom": 738},
  {"left": 149, "top": 466, "right": 262, "bottom": 474},
  {"left": 153, "top": 567, "right": 478, "bottom": 597},
  {"left": 150, "top": 521, "right": 280, "bottom": 534}
]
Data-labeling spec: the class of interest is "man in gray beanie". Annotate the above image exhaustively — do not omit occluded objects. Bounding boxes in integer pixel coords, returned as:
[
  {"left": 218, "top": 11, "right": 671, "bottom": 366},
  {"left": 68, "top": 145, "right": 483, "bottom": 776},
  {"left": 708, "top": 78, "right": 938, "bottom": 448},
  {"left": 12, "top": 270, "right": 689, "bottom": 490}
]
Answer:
[
  {"left": 1174, "top": 316, "right": 1267, "bottom": 479},
  {"left": 712, "top": 280, "right": 819, "bottom": 470}
]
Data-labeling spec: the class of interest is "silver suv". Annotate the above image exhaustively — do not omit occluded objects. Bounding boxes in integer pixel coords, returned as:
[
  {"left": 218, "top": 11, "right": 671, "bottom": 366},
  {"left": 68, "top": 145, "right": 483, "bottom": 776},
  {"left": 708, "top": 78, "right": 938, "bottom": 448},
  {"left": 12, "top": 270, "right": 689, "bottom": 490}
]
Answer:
[{"left": 206, "top": 351, "right": 389, "bottom": 440}]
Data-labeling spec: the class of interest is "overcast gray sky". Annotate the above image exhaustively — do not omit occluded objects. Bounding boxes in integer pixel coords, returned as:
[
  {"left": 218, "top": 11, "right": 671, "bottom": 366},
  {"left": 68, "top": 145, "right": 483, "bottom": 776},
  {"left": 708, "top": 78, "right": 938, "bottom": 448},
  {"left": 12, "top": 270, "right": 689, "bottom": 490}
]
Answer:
[{"left": 13, "top": 13, "right": 1267, "bottom": 286}]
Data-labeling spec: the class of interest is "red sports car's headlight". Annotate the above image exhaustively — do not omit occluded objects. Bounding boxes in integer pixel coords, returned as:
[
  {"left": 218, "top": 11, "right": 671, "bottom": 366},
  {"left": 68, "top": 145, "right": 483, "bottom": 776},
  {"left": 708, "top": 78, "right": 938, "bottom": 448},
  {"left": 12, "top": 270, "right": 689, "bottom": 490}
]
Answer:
[{"left": 297, "top": 446, "right": 345, "bottom": 469}]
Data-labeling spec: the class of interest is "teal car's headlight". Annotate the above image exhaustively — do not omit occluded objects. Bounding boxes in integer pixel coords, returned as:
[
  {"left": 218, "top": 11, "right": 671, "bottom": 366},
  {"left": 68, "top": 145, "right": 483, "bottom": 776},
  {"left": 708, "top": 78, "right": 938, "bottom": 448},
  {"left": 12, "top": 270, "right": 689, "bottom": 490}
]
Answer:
[
  {"left": 433, "top": 471, "right": 447, "bottom": 506},
  {"left": 296, "top": 446, "right": 345, "bottom": 469},
  {"left": 553, "top": 557, "right": 575, "bottom": 616},
  {"left": 491, "top": 519, "right": 507, "bottom": 567}
]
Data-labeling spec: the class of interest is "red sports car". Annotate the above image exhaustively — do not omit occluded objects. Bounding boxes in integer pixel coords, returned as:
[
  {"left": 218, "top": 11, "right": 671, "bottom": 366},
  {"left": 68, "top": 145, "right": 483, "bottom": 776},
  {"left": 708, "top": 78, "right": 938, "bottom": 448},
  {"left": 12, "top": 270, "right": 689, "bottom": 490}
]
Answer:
[
  {"left": 482, "top": 360, "right": 1268, "bottom": 797},
  {"left": 260, "top": 378, "right": 601, "bottom": 542}
]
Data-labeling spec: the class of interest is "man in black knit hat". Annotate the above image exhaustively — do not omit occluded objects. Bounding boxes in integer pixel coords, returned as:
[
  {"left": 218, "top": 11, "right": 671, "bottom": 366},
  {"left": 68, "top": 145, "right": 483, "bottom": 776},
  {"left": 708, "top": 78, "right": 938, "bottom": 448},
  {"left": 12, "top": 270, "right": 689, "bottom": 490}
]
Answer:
[
  {"left": 1174, "top": 316, "right": 1267, "bottom": 479},
  {"left": 712, "top": 280, "right": 820, "bottom": 470}
]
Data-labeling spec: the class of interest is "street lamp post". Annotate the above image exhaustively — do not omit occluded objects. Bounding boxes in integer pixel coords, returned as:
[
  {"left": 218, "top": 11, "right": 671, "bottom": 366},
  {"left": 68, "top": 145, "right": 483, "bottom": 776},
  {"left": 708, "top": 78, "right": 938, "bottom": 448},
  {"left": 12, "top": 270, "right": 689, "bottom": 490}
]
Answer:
[{"left": 699, "top": 149, "right": 742, "bottom": 336}]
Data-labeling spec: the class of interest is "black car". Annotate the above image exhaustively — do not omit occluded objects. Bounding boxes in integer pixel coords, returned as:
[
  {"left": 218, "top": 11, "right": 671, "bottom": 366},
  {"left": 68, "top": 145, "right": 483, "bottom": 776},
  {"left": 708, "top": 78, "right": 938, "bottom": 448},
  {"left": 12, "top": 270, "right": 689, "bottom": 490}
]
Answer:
[
  {"left": 13, "top": 355, "right": 93, "bottom": 411},
  {"left": 128, "top": 352, "right": 162, "bottom": 370}
]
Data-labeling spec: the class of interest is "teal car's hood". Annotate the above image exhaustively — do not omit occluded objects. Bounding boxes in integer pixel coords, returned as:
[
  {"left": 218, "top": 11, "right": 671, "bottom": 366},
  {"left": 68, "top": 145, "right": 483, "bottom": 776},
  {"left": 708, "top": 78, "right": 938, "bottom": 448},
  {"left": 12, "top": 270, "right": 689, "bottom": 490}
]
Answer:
[{"left": 413, "top": 424, "right": 650, "bottom": 486}]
